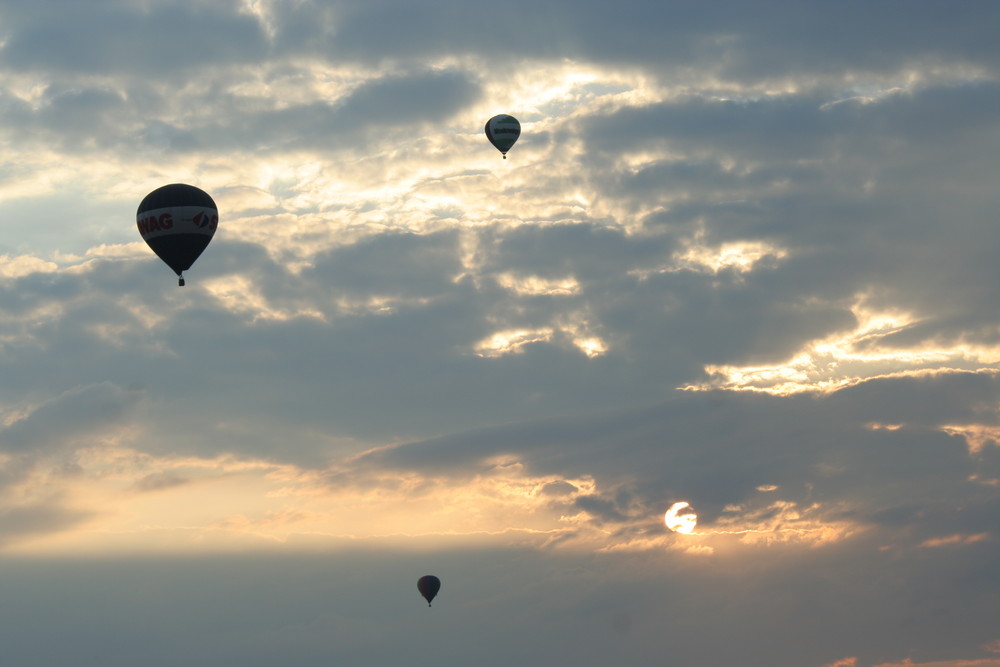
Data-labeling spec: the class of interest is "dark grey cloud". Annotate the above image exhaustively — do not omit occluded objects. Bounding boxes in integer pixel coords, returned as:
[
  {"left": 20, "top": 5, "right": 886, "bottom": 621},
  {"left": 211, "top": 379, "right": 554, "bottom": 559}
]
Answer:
[
  {"left": 707, "top": 1, "right": 1000, "bottom": 79},
  {"left": 351, "top": 374, "right": 1000, "bottom": 544},
  {"left": 572, "top": 80, "right": 1000, "bottom": 352},
  {"left": 269, "top": 0, "right": 1000, "bottom": 78},
  {"left": 0, "top": 1, "right": 267, "bottom": 76},
  {"left": 581, "top": 82, "right": 1000, "bottom": 162},
  {"left": 573, "top": 493, "right": 629, "bottom": 524},
  {"left": 178, "top": 67, "right": 482, "bottom": 154},
  {"left": 481, "top": 222, "right": 669, "bottom": 283},
  {"left": 0, "top": 88, "right": 32, "bottom": 127},
  {"left": 6, "top": 0, "right": 992, "bottom": 86},
  {"left": 0, "top": 382, "right": 139, "bottom": 454},
  {"left": 0, "top": 504, "right": 94, "bottom": 547},
  {"left": 0, "top": 222, "right": 750, "bottom": 459},
  {"left": 133, "top": 471, "right": 190, "bottom": 493},
  {"left": 305, "top": 229, "right": 465, "bottom": 296},
  {"left": 337, "top": 69, "right": 481, "bottom": 127},
  {"left": 39, "top": 85, "right": 127, "bottom": 128},
  {"left": 539, "top": 480, "right": 577, "bottom": 496},
  {"left": 0, "top": 192, "right": 982, "bottom": 470},
  {"left": 0, "top": 67, "right": 481, "bottom": 156}
]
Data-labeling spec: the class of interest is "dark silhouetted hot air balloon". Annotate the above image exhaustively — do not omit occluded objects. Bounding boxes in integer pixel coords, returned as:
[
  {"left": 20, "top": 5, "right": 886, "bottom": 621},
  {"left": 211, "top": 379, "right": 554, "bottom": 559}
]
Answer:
[
  {"left": 417, "top": 575, "right": 441, "bottom": 607},
  {"left": 485, "top": 114, "right": 520, "bottom": 159},
  {"left": 137, "top": 183, "right": 218, "bottom": 286}
]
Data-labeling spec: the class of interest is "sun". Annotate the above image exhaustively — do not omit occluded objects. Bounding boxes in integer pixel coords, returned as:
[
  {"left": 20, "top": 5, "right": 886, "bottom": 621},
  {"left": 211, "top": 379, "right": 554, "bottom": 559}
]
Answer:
[{"left": 665, "top": 501, "right": 698, "bottom": 534}]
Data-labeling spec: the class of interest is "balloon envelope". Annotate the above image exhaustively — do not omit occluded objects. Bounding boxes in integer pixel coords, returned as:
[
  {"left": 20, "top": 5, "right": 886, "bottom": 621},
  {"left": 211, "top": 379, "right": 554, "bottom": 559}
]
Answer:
[
  {"left": 417, "top": 575, "right": 441, "bottom": 606},
  {"left": 137, "top": 183, "right": 218, "bottom": 286},
  {"left": 485, "top": 114, "right": 520, "bottom": 158}
]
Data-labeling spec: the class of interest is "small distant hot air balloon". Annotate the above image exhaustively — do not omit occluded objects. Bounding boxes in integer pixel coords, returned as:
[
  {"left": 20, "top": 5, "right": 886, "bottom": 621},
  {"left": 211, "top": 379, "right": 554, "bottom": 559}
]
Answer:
[
  {"left": 485, "top": 114, "right": 520, "bottom": 159},
  {"left": 417, "top": 575, "right": 441, "bottom": 607},
  {"left": 137, "top": 183, "right": 218, "bottom": 286}
]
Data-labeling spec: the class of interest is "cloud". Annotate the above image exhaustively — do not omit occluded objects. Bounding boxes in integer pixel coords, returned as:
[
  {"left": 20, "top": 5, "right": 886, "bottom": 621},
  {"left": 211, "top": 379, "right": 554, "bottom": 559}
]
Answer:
[
  {"left": 872, "top": 660, "right": 1000, "bottom": 667},
  {"left": 10, "top": 370, "right": 992, "bottom": 558},
  {"left": 259, "top": 0, "right": 1000, "bottom": 78},
  {"left": 0, "top": 503, "right": 94, "bottom": 547},
  {"left": 0, "top": 1, "right": 268, "bottom": 76},
  {"left": 0, "top": 382, "right": 140, "bottom": 455},
  {"left": 0, "top": 254, "right": 58, "bottom": 279},
  {"left": 821, "top": 659, "right": 857, "bottom": 667},
  {"left": 132, "top": 470, "right": 191, "bottom": 492},
  {"left": 1, "top": 66, "right": 482, "bottom": 158},
  {"left": 335, "top": 376, "right": 998, "bottom": 555},
  {"left": 0, "top": 2, "right": 998, "bottom": 665}
]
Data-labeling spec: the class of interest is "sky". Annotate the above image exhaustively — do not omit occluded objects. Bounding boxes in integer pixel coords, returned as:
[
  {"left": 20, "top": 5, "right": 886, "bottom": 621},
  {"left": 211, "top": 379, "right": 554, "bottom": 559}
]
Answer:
[{"left": 1, "top": 0, "right": 999, "bottom": 665}]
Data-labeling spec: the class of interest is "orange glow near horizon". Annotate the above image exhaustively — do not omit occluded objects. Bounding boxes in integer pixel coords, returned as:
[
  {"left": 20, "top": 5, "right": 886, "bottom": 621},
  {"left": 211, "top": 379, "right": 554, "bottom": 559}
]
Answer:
[
  {"left": 0, "top": 437, "right": 868, "bottom": 559},
  {"left": 0, "top": 444, "right": 605, "bottom": 557}
]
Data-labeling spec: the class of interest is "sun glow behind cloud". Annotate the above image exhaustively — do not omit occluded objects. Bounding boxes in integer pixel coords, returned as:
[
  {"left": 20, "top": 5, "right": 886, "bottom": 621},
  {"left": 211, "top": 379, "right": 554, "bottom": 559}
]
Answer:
[
  {"left": 474, "top": 328, "right": 554, "bottom": 357},
  {"left": 473, "top": 325, "right": 608, "bottom": 358},
  {"left": 939, "top": 425, "right": 1000, "bottom": 454},
  {"left": 495, "top": 273, "right": 581, "bottom": 296},
  {"left": 684, "top": 297, "right": 1000, "bottom": 395},
  {"left": 665, "top": 501, "right": 698, "bottom": 534},
  {"left": 202, "top": 274, "right": 326, "bottom": 322},
  {"left": 657, "top": 494, "right": 858, "bottom": 554},
  {"left": 677, "top": 239, "right": 790, "bottom": 274}
]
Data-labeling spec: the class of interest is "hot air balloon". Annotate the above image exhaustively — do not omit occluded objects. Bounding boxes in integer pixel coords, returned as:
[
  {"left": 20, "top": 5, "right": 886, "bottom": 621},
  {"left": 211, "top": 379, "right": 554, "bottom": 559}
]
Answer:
[
  {"left": 137, "top": 183, "right": 218, "bottom": 286},
  {"left": 485, "top": 114, "right": 520, "bottom": 159},
  {"left": 417, "top": 575, "right": 441, "bottom": 607}
]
